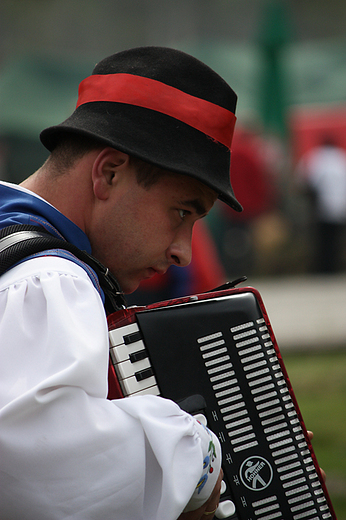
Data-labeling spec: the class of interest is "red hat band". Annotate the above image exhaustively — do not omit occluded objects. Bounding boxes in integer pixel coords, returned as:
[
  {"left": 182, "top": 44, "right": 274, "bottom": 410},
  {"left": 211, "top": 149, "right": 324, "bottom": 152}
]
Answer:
[{"left": 76, "top": 73, "right": 236, "bottom": 150}]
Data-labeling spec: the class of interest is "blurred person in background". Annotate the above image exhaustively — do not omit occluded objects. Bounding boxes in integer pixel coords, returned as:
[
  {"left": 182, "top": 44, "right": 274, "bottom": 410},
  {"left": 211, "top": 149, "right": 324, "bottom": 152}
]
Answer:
[
  {"left": 296, "top": 135, "right": 346, "bottom": 273},
  {"left": 214, "top": 125, "right": 278, "bottom": 278}
]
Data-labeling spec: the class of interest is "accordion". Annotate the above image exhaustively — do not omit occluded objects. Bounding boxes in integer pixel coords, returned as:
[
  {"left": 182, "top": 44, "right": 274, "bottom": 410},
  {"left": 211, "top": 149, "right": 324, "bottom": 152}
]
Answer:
[{"left": 107, "top": 286, "right": 336, "bottom": 520}]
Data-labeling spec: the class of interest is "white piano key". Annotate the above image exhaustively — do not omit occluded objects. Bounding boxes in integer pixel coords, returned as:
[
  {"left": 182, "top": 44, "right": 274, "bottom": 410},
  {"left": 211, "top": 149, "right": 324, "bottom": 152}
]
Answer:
[
  {"left": 129, "top": 385, "right": 160, "bottom": 397},
  {"left": 121, "top": 374, "right": 158, "bottom": 395},
  {"left": 109, "top": 323, "right": 140, "bottom": 346},
  {"left": 115, "top": 357, "right": 151, "bottom": 380},
  {"left": 110, "top": 341, "right": 146, "bottom": 363}
]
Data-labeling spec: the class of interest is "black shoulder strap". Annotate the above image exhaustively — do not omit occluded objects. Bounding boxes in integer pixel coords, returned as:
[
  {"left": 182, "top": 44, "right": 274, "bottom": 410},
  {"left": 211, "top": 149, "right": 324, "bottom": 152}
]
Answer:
[{"left": 0, "top": 224, "right": 126, "bottom": 313}]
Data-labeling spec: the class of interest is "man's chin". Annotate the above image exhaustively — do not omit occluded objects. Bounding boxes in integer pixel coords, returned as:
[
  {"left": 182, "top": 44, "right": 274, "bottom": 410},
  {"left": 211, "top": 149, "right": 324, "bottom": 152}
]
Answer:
[
  {"left": 122, "top": 285, "right": 139, "bottom": 295},
  {"left": 118, "top": 270, "right": 161, "bottom": 295},
  {"left": 120, "top": 279, "right": 142, "bottom": 295}
]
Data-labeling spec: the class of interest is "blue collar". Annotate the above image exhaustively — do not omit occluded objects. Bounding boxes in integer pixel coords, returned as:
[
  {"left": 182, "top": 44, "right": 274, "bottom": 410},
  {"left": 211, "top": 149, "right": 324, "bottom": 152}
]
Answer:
[{"left": 0, "top": 182, "right": 91, "bottom": 253}]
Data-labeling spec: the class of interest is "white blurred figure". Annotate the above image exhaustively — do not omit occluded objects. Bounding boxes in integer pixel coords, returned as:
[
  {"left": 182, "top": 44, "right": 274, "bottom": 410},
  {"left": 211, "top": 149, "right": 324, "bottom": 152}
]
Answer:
[{"left": 297, "top": 136, "right": 346, "bottom": 273}]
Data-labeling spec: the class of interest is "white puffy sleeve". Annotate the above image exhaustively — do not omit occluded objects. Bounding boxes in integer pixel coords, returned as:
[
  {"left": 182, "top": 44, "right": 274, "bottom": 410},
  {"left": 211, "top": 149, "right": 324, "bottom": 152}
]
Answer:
[{"left": 0, "top": 257, "right": 221, "bottom": 520}]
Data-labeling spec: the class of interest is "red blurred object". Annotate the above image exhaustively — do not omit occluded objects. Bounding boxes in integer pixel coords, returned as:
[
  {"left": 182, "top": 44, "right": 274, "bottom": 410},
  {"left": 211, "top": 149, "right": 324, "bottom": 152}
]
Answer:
[
  {"left": 227, "top": 128, "right": 275, "bottom": 219},
  {"left": 290, "top": 104, "right": 346, "bottom": 164}
]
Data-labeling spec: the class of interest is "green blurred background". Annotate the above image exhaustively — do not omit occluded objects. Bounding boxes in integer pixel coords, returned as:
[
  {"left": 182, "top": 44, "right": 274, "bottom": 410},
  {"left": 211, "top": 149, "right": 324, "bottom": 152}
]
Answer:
[{"left": 285, "top": 350, "right": 346, "bottom": 517}]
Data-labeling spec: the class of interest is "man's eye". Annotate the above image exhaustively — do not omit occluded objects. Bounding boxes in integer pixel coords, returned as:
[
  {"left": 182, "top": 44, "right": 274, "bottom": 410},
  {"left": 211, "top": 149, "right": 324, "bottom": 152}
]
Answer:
[{"left": 178, "top": 209, "right": 188, "bottom": 220}]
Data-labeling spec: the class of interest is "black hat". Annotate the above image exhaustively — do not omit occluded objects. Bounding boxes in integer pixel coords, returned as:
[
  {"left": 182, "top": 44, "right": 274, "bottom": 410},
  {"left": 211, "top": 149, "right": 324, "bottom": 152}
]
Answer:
[{"left": 40, "top": 46, "right": 242, "bottom": 211}]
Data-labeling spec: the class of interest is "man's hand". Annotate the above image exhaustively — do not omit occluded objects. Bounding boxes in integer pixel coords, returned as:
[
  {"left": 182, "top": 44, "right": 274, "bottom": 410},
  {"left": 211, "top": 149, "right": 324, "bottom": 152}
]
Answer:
[
  {"left": 307, "top": 430, "right": 326, "bottom": 481},
  {"left": 178, "top": 469, "right": 223, "bottom": 520}
]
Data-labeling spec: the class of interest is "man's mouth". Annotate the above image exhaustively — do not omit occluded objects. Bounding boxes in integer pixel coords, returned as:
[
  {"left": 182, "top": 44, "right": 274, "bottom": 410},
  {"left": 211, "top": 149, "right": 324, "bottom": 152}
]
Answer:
[{"left": 145, "top": 267, "right": 167, "bottom": 279}]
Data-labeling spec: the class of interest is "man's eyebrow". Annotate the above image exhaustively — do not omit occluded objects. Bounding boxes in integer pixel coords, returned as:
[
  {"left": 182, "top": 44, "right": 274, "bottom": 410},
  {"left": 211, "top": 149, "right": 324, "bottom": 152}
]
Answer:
[{"left": 180, "top": 199, "right": 208, "bottom": 216}]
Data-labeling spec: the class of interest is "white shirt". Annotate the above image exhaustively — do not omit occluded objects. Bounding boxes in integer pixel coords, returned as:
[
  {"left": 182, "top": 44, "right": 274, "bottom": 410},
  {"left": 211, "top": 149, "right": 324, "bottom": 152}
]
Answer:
[
  {"left": 298, "top": 145, "right": 346, "bottom": 223},
  {"left": 0, "top": 255, "right": 221, "bottom": 519}
]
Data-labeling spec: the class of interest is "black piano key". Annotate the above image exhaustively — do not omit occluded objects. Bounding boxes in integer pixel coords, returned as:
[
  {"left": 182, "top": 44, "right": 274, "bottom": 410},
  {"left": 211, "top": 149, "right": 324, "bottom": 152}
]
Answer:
[
  {"left": 135, "top": 367, "right": 154, "bottom": 382},
  {"left": 129, "top": 349, "right": 149, "bottom": 363},
  {"left": 124, "top": 331, "right": 143, "bottom": 344}
]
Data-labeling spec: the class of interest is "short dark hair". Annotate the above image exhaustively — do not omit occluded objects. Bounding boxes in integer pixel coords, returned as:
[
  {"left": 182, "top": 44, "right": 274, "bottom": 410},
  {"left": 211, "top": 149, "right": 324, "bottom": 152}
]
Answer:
[
  {"left": 128, "top": 155, "right": 166, "bottom": 188},
  {"left": 47, "top": 134, "right": 101, "bottom": 173},
  {"left": 47, "top": 133, "right": 166, "bottom": 188}
]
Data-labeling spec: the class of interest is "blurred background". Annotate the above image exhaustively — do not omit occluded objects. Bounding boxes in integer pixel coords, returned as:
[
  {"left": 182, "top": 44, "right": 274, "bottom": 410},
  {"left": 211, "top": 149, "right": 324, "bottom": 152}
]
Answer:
[{"left": 0, "top": 0, "right": 345, "bottom": 516}]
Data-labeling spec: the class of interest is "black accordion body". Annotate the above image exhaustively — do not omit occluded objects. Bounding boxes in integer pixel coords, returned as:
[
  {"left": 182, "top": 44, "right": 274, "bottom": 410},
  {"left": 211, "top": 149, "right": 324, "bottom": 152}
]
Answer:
[{"left": 107, "top": 286, "right": 336, "bottom": 520}]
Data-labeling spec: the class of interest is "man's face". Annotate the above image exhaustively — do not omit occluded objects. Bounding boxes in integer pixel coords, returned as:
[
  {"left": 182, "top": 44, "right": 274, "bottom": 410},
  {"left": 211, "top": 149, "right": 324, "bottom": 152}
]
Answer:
[{"left": 90, "top": 164, "right": 217, "bottom": 294}]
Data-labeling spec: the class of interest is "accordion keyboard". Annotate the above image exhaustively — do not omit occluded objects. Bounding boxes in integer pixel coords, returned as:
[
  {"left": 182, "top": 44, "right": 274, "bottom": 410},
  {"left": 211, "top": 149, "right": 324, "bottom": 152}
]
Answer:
[{"left": 109, "top": 322, "right": 160, "bottom": 396}]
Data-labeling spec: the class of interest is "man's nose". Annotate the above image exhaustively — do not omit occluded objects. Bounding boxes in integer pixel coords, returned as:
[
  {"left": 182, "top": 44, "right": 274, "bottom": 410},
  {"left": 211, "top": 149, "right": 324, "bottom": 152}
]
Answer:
[{"left": 166, "top": 228, "right": 193, "bottom": 267}]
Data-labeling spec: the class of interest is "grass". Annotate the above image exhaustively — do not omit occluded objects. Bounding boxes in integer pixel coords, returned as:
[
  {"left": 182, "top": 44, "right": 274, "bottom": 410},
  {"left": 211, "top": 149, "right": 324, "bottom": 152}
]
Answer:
[{"left": 282, "top": 349, "right": 346, "bottom": 520}]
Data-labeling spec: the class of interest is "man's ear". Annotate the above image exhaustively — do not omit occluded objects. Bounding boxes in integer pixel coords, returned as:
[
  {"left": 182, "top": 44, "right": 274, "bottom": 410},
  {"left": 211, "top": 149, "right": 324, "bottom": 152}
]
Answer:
[{"left": 91, "top": 147, "right": 130, "bottom": 200}]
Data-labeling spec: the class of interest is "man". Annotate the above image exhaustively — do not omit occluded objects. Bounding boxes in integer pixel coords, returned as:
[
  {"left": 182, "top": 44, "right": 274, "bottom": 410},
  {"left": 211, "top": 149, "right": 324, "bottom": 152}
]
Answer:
[
  {"left": 296, "top": 135, "right": 346, "bottom": 273},
  {"left": 0, "top": 47, "right": 242, "bottom": 519}
]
